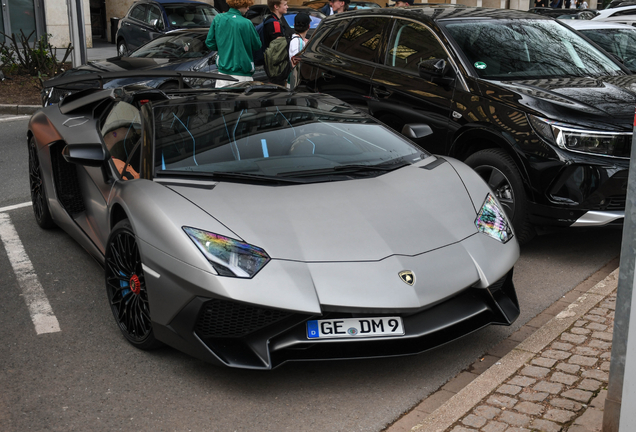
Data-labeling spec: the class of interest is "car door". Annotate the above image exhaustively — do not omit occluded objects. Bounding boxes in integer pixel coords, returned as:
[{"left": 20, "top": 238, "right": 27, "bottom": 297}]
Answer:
[
  {"left": 121, "top": 4, "right": 148, "bottom": 51},
  {"left": 369, "top": 19, "right": 456, "bottom": 155},
  {"left": 73, "top": 101, "right": 143, "bottom": 253},
  {"left": 310, "top": 16, "right": 389, "bottom": 111}
]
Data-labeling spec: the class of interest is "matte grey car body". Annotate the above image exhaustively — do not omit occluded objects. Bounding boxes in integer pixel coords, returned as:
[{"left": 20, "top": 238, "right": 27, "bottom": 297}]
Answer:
[{"left": 27, "top": 80, "right": 520, "bottom": 369}]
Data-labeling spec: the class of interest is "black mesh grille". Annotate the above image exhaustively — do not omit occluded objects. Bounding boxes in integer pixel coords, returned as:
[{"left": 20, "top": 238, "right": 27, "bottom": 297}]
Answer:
[
  {"left": 195, "top": 299, "right": 291, "bottom": 338},
  {"left": 50, "top": 142, "right": 85, "bottom": 214}
]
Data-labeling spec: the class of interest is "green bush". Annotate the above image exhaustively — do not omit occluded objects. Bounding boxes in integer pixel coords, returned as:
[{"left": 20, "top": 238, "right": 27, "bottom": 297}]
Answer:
[{"left": 0, "top": 31, "right": 72, "bottom": 88}]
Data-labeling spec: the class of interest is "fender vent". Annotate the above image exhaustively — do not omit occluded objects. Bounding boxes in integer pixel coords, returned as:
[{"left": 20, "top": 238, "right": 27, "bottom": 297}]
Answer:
[
  {"left": 195, "top": 299, "right": 291, "bottom": 338},
  {"left": 50, "top": 142, "right": 85, "bottom": 214}
]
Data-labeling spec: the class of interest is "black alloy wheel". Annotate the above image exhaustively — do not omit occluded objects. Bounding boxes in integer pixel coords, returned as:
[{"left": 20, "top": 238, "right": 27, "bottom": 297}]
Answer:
[
  {"left": 28, "top": 138, "right": 55, "bottom": 229},
  {"left": 465, "top": 148, "right": 535, "bottom": 244},
  {"left": 105, "top": 219, "right": 162, "bottom": 350}
]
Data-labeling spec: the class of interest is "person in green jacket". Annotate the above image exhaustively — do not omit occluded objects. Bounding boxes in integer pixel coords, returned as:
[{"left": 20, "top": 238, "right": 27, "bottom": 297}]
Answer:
[{"left": 205, "top": 0, "right": 262, "bottom": 88}]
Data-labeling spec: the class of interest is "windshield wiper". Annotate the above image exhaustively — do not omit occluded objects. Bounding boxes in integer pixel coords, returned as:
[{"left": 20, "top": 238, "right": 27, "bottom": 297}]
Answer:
[
  {"left": 277, "top": 161, "right": 411, "bottom": 178},
  {"left": 157, "top": 170, "right": 305, "bottom": 184}
]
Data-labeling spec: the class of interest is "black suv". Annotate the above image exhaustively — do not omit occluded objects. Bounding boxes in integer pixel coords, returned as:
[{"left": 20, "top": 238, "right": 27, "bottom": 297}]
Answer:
[{"left": 293, "top": 7, "right": 634, "bottom": 243}]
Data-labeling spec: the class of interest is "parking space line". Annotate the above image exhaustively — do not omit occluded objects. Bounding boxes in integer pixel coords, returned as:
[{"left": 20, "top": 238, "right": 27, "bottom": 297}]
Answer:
[
  {"left": 0, "top": 213, "right": 60, "bottom": 335},
  {"left": 0, "top": 202, "right": 31, "bottom": 213}
]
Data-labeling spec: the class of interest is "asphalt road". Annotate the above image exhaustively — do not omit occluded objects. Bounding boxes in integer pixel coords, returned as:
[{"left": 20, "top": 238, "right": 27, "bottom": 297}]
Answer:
[{"left": 0, "top": 116, "right": 623, "bottom": 431}]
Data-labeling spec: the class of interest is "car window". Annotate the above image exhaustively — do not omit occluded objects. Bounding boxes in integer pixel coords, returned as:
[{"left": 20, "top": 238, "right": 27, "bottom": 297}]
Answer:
[
  {"left": 147, "top": 5, "right": 164, "bottom": 28},
  {"left": 442, "top": 19, "right": 623, "bottom": 79},
  {"left": 163, "top": 4, "right": 217, "bottom": 27},
  {"left": 385, "top": 20, "right": 448, "bottom": 73},
  {"left": 582, "top": 27, "right": 636, "bottom": 69},
  {"left": 129, "top": 4, "right": 147, "bottom": 22},
  {"left": 101, "top": 102, "right": 142, "bottom": 180},
  {"left": 320, "top": 19, "right": 350, "bottom": 49},
  {"left": 333, "top": 17, "right": 386, "bottom": 62},
  {"left": 610, "top": 8, "right": 636, "bottom": 15}
]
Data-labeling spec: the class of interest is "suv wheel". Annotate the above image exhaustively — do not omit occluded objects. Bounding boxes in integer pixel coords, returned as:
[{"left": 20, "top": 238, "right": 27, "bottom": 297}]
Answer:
[{"left": 465, "top": 148, "right": 535, "bottom": 244}]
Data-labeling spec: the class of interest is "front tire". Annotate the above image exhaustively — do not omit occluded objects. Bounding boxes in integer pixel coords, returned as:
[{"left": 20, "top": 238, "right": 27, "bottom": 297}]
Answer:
[
  {"left": 117, "top": 40, "right": 128, "bottom": 57},
  {"left": 28, "top": 138, "right": 55, "bottom": 229},
  {"left": 465, "top": 148, "right": 535, "bottom": 244},
  {"left": 105, "top": 219, "right": 162, "bottom": 350}
]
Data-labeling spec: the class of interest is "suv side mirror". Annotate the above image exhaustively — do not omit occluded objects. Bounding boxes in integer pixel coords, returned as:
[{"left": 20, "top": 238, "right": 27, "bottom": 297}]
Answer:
[
  {"left": 62, "top": 143, "right": 109, "bottom": 167},
  {"left": 150, "top": 19, "right": 163, "bottom": 31},
  {"left": 419, "top": 59, "right": 454, "bottom": 86},
  {"left": 402, "top": 123, "right": 433, "bottom": 140}
]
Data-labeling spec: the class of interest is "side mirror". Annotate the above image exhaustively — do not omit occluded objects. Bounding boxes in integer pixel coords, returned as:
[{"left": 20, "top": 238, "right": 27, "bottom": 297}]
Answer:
[
  {"left": 150, "top": 19, "right": 163, "bottom": 31},
  {"left": 419, "top": 59, "right": 454, "bottom": 86},
  {"left": 402, "top": 123, "right": 433, "bottom": 140},
  {"left": 62, "top": 143, "right": 109, "bottom": 167}
]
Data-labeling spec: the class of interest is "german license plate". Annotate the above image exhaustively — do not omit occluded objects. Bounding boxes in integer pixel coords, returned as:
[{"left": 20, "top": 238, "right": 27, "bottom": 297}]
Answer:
[{"left": 306, "top": 317, "right": 404, "bottom": 339}]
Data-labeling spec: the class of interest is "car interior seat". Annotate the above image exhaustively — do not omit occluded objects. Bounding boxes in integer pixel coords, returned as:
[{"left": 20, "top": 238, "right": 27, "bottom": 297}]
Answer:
[{"left": 182, "top": 13, "right": 196, "bottom": 25}]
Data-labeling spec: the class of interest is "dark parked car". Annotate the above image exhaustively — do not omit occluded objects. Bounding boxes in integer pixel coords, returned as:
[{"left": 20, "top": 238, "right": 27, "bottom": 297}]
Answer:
[
  {"left": 43, "top": 29, "right": 267, "bottom": 106},
  {"left": 294, "top": 6, "right": 633, "bottom": 243},
  {"left": 115, "top": 0, "right": 217, "bottom": 56}
]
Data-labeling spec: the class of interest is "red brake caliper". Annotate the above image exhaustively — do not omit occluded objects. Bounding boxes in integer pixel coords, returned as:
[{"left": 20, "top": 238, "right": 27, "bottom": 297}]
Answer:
[{"left": 129, "top": 275, "right": 141, "bottom": 295}]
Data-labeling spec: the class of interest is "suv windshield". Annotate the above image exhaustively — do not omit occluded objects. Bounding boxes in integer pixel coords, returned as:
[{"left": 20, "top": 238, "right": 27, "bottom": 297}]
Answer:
[
  {"left": 443, "top": 19, "right": 623, "bottom": 79},
  {"left": 130, "top": 33, "right": 210, "bottom": 59},
  {"left": 153, "top": 96, "right": 426, "bottom": 180}
]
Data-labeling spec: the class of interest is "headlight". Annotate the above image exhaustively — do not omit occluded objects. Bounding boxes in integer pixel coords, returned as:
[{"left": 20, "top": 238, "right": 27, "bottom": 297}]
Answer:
[
  {"left": 183, "top": 227, "right": 270, "bottom": 278},
  {"left": 475, "top": 194, "right": 513, "bottom": 243},
  {"left": 528, "top": 114, "right": 631, "bottom": 158}
]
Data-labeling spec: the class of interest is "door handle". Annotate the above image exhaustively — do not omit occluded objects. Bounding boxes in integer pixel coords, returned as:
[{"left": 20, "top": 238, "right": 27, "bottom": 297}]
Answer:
[
  {"left": 124, "top": 22, "right": 131, "bottom": 26},
  {"left": 374, "top": 88, "right": 391, "bottom": 97},
  {"left": 141, "top": 28, "right": 147, "bottom": 32},
  {"left": 321, "top": 72, "right": 335, "bottom": 80}
]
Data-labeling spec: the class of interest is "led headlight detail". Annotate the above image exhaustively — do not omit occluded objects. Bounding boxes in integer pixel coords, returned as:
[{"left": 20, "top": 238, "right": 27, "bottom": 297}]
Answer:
[
  {"left": 183, "top": 227, "right": 270, "bottom": 278},
  {"left": 528, "top": 114, "right": 631, "bottom": 158},
  {"left": 475, "top": 194, "right": 513, "bottom": 243}
]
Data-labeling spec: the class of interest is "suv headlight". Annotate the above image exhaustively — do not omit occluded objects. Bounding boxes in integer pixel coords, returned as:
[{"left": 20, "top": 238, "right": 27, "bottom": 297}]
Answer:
[
  {"left": 475, "top": 194, "right": 513, "bottom": 243},
  {"left": 183, "top": 227, "right": 270, "bottom": 278},
  {"left": 528, "top": 114, "right": 631, "bottom": 158}
]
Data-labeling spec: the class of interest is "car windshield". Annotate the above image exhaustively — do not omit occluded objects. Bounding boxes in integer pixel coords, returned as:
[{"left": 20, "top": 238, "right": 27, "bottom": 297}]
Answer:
[
  {"left": 130, "top": 33, "right": 210, "bottom": 59},
  {"left": 163, "top": 4, "right": 217, "bottom": 27},
  {"left": 443, "top": 19, "right": 624, "bottom": 79},
  {"left": 152, "top": 95, "right": 427, "bottom": 181},
  {"left": 580, "top": 28, "right": 636, "bottom": 71}
]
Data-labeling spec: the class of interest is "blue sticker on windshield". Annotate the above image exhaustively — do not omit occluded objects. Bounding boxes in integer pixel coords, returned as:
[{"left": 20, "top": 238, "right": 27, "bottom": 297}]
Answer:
[{"left": 474, "top": 61, "right": 487, "bottom": 70}]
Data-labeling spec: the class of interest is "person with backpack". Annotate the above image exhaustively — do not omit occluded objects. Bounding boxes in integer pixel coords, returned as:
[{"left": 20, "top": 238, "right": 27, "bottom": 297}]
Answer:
[
  {"left": 289, "top": 13, "right": 310, "bottom": 67},
  {"left": 205, "top": 0, "right": 261, "bottom": 88},
  {"left": 257, "top": 0, "right": 294, "bottom": 85}
]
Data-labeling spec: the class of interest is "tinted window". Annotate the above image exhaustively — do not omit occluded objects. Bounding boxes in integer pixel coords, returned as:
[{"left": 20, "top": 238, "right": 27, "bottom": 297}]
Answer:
[
  {"left": 334, "top": 17, "right": 385, "bottom": 62},
  {"left": 443, "top": 19, "right": 623, "bottom": 79},
  {"left": 130, "top": 5, "right": 147, "bottom": 21},
  {"left": 611, "top": 8, "right": 636, "bottom": 15},
  {"left": 101, "top": 102, "right": 142, "bottom": 180},
  {"left": 385, "top": 20, "right": 447, "bottom": 72},
  {"left": 321, "top": 20, "right": 350, "bottom": 49}
]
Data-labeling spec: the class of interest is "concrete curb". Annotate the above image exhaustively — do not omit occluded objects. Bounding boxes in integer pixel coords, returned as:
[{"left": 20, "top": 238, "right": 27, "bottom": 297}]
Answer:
[
  {"left": 410, "top": 268, "right": 619, "bottom": 432},
  {"left": 0, "top": 104, "right": 40, "bottom": 115}
]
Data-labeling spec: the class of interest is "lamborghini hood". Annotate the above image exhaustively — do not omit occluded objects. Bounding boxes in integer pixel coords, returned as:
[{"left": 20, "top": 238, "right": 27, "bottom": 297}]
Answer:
[{"left": 166, "top": 162, "right": 481, "bottom": 262}]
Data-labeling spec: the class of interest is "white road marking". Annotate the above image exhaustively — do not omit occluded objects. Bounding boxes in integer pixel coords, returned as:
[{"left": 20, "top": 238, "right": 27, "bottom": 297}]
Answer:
[
  {"left": 0, "top": 202, "right": 32, "bottom": 213},
  {"left": 0, "top": 213, "right": 60, "bottom": 334},
  {"left": 0, "top": 115, "right": 30, "bottom": 122}
]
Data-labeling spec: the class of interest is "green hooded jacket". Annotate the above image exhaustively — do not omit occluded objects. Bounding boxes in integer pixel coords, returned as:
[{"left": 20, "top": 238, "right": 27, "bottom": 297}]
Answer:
[{"left": 205, "top": 8, "right": 262, "bottom": 77}]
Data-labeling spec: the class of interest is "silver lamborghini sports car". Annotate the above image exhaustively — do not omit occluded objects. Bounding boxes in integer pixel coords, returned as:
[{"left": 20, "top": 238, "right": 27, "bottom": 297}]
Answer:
[{"left": 28, "top": 79, "right": 520, "bottom": 369}]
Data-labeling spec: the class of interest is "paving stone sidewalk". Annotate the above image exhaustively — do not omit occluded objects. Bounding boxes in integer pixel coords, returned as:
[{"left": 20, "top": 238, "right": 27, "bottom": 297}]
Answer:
[{"left": 405, "top": 268, "right": 618, "bottom": 432}]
